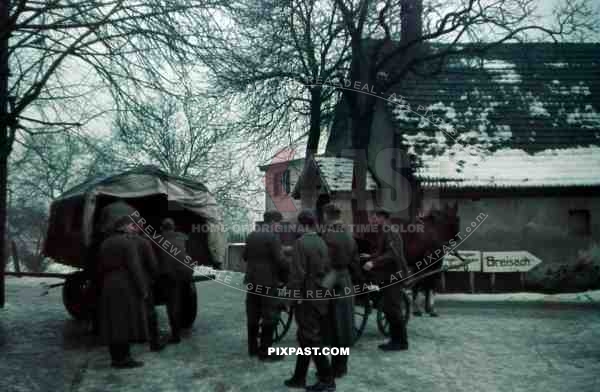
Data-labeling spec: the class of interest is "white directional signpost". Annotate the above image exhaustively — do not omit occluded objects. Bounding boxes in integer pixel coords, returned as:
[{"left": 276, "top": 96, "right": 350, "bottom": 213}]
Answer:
[
  {"left": 482, "top": 251, "right": 542, "bottom": 273},
  {"left": 482, "top": 251, "right": 543, "bottom": 292},
  {"left": 441, "top": 250, "right": 542, "bottom": 292}
]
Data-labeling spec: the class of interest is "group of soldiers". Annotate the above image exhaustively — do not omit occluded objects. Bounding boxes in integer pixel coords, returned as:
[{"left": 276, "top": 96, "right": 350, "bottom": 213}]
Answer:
[
  {"left": 92, "top": 199, "right": 439, "bottom": 384},
  {"left": 94, "top": 201, "right": 192, "bottom": 368},
  {"left": 243, "top": 204, "right": 414, "bottom": 392}
]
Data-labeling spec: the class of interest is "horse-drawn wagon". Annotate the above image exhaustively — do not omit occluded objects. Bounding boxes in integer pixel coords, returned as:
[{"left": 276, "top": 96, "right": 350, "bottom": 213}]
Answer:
[{"left": 42, "top": 165, "right": 224, "bottom": 328}]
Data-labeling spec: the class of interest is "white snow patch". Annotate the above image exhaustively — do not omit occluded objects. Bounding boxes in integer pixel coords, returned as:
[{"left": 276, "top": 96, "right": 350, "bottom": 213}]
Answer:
[
  {"left": 483, "top": 60, "right": 522, "bottom": 84},
  {"left": 571, "top": 83, "right": 591, "bottom": 96},
  {"left": 427, "top": 101, "right": 457, "bottom": 120},
  {"left": 529, "top": 98, "right": 550, "bottom": 117},
  {"left": 496, "top": 125, "right": 512, "bottom": 138},
  {"left": 45, "top": 263, "right": 81, "bottom": 274},
  {"left": 416, "top": 146, "right": 600, "bottom": 187},
  {"left": 545, "top": 62, "right": 569, "bottom": 68},
  {"left": 392, "top": 104, "right": 417, "bottom": 122},
  {"left": 566, "top": 108, "right": 600, "bottom": 128},
  {"left": 440, "top": 290, "right": 600, "bottom": 304}
]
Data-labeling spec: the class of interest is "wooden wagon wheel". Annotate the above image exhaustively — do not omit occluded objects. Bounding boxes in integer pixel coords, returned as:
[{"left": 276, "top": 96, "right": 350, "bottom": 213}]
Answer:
[
  {"left": 272, "top": 303, "right": 294, "bottom": 343},
  {"left": 353, "top": 295, "right": 371, "bottom": 343},
  {"left": 376, "top": 288, "right": 410, "bottom": 337},
  {"left": 62, "top": 271, "right": 95, "bottom": 321}
]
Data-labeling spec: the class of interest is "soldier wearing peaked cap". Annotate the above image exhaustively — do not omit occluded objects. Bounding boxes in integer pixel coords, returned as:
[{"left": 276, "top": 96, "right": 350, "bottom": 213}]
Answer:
[
  {"left": 363, "top": 207, "right": 410, "bottom": 351},
  {"left": 244, "top": 210, "right": 289, "bottom": 361}
]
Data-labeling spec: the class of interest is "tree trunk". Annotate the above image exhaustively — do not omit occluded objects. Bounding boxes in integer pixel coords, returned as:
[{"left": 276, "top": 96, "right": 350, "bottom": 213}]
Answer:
[
  {"left": 0, "top": 0, "right": 9, "bottom": 307},
  {"left": 351, "top": 110, "right": 374, "bottom": 229},
  {"left": 300, "top": 86, "right": 322, "bottom": 212}
]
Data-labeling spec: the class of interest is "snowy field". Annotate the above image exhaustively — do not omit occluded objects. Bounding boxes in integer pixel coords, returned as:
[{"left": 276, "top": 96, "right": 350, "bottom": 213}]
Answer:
[{"left": 1, "top": 276, "right": 600, "bottom": 392}]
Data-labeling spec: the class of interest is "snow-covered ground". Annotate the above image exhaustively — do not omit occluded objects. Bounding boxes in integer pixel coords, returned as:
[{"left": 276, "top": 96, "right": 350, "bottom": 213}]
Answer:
[
  {"left": 1, "top": 276, "right": 600, "bottom": 392},
  {"left": 438, "top": 290, "right": 600, "bottom": 304}
]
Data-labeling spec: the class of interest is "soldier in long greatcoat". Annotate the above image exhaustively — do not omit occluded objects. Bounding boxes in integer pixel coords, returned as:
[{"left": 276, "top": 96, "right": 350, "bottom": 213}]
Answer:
[
  {"left": 320, "top": 204, "right": 363, "bottom": 378},
  {"left": 363, "top": 208, "right": 410, "bottom": 351},
  {"left": 243, "top": 211, "right": 289, "bottom": 361},
  {"left": 158, "top": 217, "right": 193, "bottom": 343},
  {"left": 131, "top": 220, "right": 165, "bottom": 351},
  {"left": 97, "top": 217, "right": 149, "bottom": 368},
  {"left": 284, "top": 210, "right": 335, "bottom": 391}
]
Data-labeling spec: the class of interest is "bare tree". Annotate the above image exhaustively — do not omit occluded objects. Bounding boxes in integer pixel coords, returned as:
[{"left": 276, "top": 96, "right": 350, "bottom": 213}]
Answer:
[
  {"left": 205, "top": 0, "right": 351, "bottom": 210},
  {"left": 114, "top": 89, "right": 260, "bottom": 229},
  {"left": 333, "top": 0, "right": 599, "bottom": 225},
  {"left": 0, "top": 0, "right": 223, "bottom": 304},
  {"left": 8, "top": 131, "right": 98, "bottom": 272}
]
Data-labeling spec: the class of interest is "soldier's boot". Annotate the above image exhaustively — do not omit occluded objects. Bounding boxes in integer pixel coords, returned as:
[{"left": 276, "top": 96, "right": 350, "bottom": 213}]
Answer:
[
  {"left": 379, "top": 321, "right": 408, "bottom": 351},
  {"left": 425, "top": 290, "right": 438, "bottom": 317},
  {"left": 247, "top": 323, "right": 260, "bottom": 357},
  {"left": 110, "top": 344, "right": 144, "bottom": 369},
  {"left": 148, "top": 311, "right": 167, "bottom": 352},
  {"left": 412, "top": 291, "right": 423, "bottom": 316},
  {"left": 284, "top": 355, "right": 310, "bottom": 388},
  {"left": 331, "top": 355, "right": 348, "bottom": 378},
  {"left": 258, "top": 324, "right": 284, "bottom": 361},
  {"left": 306, "top": 355, "right": 335, "bottom": 391}
]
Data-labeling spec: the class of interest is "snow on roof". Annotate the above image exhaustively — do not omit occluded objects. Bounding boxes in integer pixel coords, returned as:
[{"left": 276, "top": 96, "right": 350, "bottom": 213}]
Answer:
[
  {"left": 416, "top": 146, "right": 600, "bottom": 188},
  {"left": 483, "top": 59, "right": 522, "bottom": 84},
  {"left": 290, "top": 156, "right": 378, "bottom": 197},
  {"left": 314, "top": 156, "right": 378, "bottom": 192}
]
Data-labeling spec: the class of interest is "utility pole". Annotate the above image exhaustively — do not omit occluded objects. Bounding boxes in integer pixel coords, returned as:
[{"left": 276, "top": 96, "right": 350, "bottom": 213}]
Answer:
[{"left": 0, "top": 0, "right": 11, "bottom": 308}]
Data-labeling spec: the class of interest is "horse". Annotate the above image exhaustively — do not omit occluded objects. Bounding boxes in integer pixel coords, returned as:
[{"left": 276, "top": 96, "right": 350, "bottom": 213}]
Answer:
[{"left": 401, "top": 203, "right": 461, "bottom": 315}]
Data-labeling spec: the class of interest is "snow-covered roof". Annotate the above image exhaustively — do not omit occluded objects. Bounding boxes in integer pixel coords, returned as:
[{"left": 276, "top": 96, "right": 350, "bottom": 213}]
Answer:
[
  {"left": 315, "top": 156, "right": 378, "bottom": 192},
  {"left": 416, "top": 146, "right": 600, "bottom": 188},
  {"left": 327, "top": 42, "right": 600, "bottom": 190},
  {"left": 291, "top": 156, "right": 378, "bottom": 197}
]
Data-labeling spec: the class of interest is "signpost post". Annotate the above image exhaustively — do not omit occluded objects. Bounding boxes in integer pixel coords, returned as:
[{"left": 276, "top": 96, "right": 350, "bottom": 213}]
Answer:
[{"left": 443, "top": 251, "right": 482, "bottom": 293}]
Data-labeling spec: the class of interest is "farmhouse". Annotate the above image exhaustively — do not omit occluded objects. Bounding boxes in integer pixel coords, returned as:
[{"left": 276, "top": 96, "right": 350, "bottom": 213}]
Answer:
[{"left": 260, "top": 42, "right": 600, "bottom": 291}]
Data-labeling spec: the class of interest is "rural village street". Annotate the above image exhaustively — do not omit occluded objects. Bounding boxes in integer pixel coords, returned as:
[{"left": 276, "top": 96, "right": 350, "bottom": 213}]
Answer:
[{"left": 1, "top": 276, "right": 599, "bottom": 392}]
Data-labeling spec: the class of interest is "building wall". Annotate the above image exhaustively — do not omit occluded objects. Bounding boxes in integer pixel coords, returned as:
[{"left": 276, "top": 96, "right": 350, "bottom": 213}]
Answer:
[{"left": 423, "top": 193, "right": 600, "bottom": 268}]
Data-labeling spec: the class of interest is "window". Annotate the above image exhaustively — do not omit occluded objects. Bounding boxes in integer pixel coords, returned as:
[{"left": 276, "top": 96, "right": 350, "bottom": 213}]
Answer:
[
  {"left": 271, "top": 169, "right": 290, "bottom": 196},
  {"left": 568, "top": 209, "right": 591, "bottom": 236},
  {"left": 282, "top": 169, "right": 291, "bottom": 194}
]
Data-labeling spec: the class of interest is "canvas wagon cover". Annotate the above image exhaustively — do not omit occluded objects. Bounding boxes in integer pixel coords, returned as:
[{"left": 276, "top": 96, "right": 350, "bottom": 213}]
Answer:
[{"left": 43, "top": 165, "right": 225, "bottom": 268}]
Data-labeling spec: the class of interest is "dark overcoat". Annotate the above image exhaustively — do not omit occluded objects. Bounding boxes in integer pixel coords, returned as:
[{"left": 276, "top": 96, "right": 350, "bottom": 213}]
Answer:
[
  {"left": 243, "top": 230, "right": 288, "bottom": 290},
  {"left": 159, "top": 231, "right": 193, "bottom": 281},
  {"left": 243, "top": 228, "right": 289, "bottom": 326},
  {"left": 321, "top": 224, "right": 361, "bottom": 347},
  {"left": 133, "top": 234, "right": 159, "bottom": 284},
  {"left": 290, "top": 231, "right": 331, "bottom": 347},
  {"left": 97, "top": 231, "right": 149, "bottom": 345}
]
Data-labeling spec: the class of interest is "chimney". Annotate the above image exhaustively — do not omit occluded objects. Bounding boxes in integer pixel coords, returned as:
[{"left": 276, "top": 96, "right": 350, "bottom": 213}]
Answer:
[{"left": 400, "top": 0, "right": 423, "bottom": 46}]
